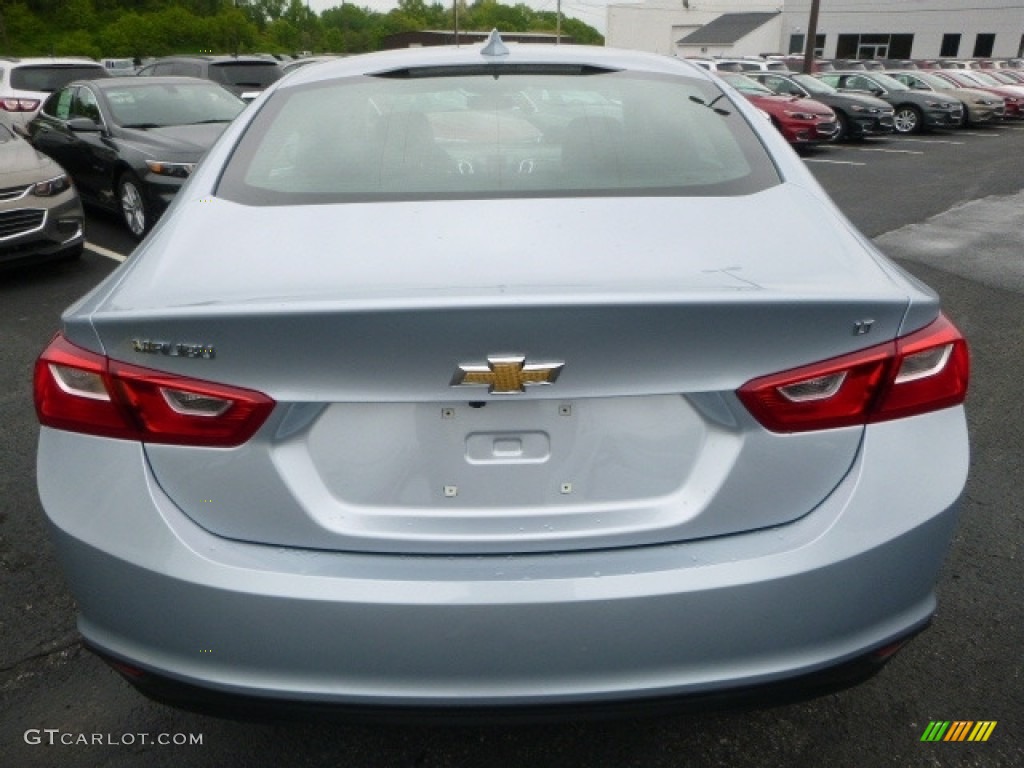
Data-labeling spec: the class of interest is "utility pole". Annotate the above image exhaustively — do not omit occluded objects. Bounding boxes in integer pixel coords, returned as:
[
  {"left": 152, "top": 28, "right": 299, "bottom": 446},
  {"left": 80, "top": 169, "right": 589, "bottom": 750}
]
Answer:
[
  {"left": 556, "top": 0, "right": 561, "bottom": 45},
  {"left": 802, "top": 0, "right": 821, "bottom": 74}
]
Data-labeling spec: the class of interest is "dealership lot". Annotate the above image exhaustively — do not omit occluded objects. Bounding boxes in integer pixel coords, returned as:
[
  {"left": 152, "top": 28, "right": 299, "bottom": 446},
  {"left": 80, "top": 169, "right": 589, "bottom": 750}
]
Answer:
[{"left": 2, "top": 123, "right": 1022, "bottom": 767}]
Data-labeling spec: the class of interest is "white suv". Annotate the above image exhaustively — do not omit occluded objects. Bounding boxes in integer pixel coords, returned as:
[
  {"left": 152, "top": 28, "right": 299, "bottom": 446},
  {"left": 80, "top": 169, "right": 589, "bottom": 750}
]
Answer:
[{"left": 0, "top": 57, "right": 108, "bottom": 133}]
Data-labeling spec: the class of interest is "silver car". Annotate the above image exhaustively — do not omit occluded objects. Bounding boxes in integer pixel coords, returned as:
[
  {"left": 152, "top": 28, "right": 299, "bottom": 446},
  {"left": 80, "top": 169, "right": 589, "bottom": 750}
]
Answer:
[
  {"left": 0, "top": 123, "right": 84, "bottom": 267},
  {"left": 35, "top": 35, "right": 970, "bottom": 718}
]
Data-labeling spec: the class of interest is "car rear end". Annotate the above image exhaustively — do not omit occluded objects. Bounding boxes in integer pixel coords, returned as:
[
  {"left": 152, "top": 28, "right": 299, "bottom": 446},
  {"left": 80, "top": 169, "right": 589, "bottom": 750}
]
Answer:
[
  {"left": 34, "top": 44, "right": 969, "bottom": 716},
  {"left": 1, "top": 60, "right": 108, "bottom": 134}
]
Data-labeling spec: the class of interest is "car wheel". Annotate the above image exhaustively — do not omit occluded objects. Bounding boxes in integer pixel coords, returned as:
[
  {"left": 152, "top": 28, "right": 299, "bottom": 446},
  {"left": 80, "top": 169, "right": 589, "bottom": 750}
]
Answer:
[
  {"left": 893, "top": 105, "right": 922, "bottom": 134},
  {"left": 834, "top": 111, "right": 849, "bottom": 141},
  {"left": 118, "top": 172, "right": 150, "bottom": 240}
]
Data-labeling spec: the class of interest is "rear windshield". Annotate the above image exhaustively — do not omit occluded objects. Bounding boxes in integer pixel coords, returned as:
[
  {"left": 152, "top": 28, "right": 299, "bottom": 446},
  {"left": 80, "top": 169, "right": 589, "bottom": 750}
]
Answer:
[
  {"left": 210, "top": 62, "right": 283, "bottom": 88},
  {"left": 218, "top": 68, "right": 779, "bottom": 204},
  {"left": 12, "top": 65, "right": 109, "bottom": 92}
]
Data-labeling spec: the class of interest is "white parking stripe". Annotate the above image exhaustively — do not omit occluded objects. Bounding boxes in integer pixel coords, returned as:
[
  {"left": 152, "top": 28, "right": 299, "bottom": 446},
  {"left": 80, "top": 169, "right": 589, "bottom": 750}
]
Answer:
[
  {"left": 894, "top": 138, "right": 965, "bottom": 145},
  {"left": 956, "top": 132, "right": 1001, "bottom": 137},
  {"left": 854, "top": 147, "right": 925, "bottom": 155},
  {"left": 85, "top": 242, "right": 128, "bottom": 263},
  {"left": 803, "top": 158, "right": 867, "bottom": 166}
]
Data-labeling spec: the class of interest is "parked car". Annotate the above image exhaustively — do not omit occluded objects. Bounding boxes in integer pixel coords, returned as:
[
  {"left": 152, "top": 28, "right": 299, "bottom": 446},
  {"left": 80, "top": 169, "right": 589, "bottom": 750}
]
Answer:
[
  {"left": 34, "top": 35, "right": 970, "bottom": 719},
  {"left": 102, "top": 58, "right": 137, "bottom": 76},
  {"left": 747, "top": 71, "right": 895, "bottom": 140},
  {"left": 719, "top": 72, "right": 839, "bottom": 146},
  {"left": 712, "top": 57, "right": 791, "bottom": 72},
  {"left": 135, "top": 55, "right": 284, "bottom": 102},
  {"left": 0, "top": 123, "right": 84, "bottom": 267},
  {"left": 815, "top": 71, "right": 963, "bottom": 133},
  {"left": 280, "top": 55, "right": 339, "bottom": 75},
  {"left": 887, "top": 70, "right": 1005, "bottom": 126},
  {"left": 0, "top": 57, "right": 109, "bottom": 134},
  {"left": 927, "top": 69, "right": 1024, "bottom": 120},
  {"left": 27, "top": 76, "right": 246, "bottom": 238}
]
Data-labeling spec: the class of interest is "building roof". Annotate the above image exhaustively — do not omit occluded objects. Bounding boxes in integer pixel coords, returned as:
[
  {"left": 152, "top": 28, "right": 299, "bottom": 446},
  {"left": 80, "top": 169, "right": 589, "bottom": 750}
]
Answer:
[{"left": 677, "top": 12, "right": 780, "bottom": 46}]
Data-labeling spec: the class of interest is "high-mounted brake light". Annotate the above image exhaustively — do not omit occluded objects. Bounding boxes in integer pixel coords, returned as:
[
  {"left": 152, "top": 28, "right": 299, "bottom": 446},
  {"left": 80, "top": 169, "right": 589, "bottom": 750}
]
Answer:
[
  {"left": 34, "top": 333, "right": 274, "bottom": 447},
  {"left": 738, "top": 314, "right": 969, "bottom": 433}
]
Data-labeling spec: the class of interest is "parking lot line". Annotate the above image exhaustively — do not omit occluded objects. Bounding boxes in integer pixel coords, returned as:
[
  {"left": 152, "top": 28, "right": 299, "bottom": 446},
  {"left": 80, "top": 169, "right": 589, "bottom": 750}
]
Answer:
[
  {"left": 803, "top": 158, "right": 867, "bottom": 166},
  {"left": 85, "top": 242, "right": 128, "bottom": 263},
  {"left": 895, "top": 138, "right": 965, "bottom": 145},
  {"left": 854, "top": 147, "right": 925, "bottom": 155},
  {"left": 956, "top": 132, "right": 1001, "bottom": 138}
]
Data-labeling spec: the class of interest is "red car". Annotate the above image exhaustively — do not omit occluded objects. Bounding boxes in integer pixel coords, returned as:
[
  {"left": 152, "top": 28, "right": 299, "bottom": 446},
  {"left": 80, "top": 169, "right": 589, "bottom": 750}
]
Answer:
[{"left": 720, "top": 73, "right": 839, "bottom": 146}]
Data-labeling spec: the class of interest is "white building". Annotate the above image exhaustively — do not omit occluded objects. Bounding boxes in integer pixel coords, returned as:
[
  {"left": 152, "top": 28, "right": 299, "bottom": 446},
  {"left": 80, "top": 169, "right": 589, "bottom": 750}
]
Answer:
[{"left": 606, "top": 0, "right": 1024, "bottom": 62}]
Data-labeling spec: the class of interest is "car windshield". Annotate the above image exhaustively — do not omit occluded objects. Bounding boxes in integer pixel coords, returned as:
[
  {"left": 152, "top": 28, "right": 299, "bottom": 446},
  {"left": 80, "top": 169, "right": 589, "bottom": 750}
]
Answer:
[
  {"left": 867, "top": 73, "right": 911, "bottom": 92},
  {"left": 912, "top": 72, "right": 955, "bottom": 89},
  {"left": 218, "top": 68, "right": 779, "bottom": 205},
  {"left": 962, "top": 71, "right": 1000, "bottom": 86},
  {"left": 720, "top": 73, "right": 776, "bottom": 95},
  {"left": 210, "top": 62, "right": 283, "bottom": 88},
  {"left": 790, "top": 74, "right": 835, "bottom": 94},
  {"left": 105, "top": 82, "right": 246, "bottom": 128},
  {"left": 11, "top": 65, "right": 108, "bottom": 92}
]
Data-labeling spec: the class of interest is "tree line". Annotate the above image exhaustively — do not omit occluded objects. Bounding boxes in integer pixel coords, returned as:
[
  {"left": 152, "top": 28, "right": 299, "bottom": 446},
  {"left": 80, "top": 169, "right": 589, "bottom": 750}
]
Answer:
[{"left": 0, "top": 0, "right": 604, "bottom": 59}]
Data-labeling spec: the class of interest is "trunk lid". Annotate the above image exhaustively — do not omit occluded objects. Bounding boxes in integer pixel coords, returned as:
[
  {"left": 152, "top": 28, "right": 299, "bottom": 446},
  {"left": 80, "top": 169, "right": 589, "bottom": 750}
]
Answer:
[{"left": 81, "top": 186, "right": 920, "bottom": 554}]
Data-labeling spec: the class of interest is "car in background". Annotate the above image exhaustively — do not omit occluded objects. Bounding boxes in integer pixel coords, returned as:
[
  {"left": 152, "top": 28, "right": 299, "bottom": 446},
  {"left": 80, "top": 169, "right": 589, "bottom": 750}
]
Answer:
[
  {"left": 27, "top": 76, "right": 245, "bottom": 238},
  {"left": 102, "top": 58, "right": 138, "bottom": 77},
  {"left": 927, "top": 69, "right": 1024, "bottom": 120},
  {"left": 280, "top": 55, "right": 339, "bottom": 75},
  {"left": 719, "top": 72, "right": 839, "bottom": 146},
  {"left": 33, "top": 35, "right": 970, "bottom": 719},
  {"left": 887, "top": 70, "right": 1004, "bottom": 126},
  {"left": 816, "top": 71, "right": 963, "bottom": 133},
  {"left": 0, "top": 123, "right": 84, "bottom": 268},
  {"left": 712, "top": 58, "right": 791, "bottom": 72},
  {"left": 136, "top": 55, "right": 283, "bottom": 102},
  {"left": 0, "top": 57, "right": 109, "bottom": 134},
  {"left": 748, "top": 71, "right": 894, "bottom": 140}
]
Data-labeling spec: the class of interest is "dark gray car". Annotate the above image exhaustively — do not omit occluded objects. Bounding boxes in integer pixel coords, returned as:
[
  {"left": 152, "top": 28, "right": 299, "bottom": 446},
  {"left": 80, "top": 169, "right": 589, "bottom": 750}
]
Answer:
[
  {"left": 816, "top": 71, "right": 963, "bottom": 133},
  {"left": 136, "top": 55, "right": 283, "bottom": 102}
]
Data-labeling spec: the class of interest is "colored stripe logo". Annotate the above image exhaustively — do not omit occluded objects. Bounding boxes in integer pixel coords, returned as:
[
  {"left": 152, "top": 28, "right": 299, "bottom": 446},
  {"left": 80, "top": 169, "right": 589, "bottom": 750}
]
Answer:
[{"left": 921, "top": 721, "right": 997, "bottom": 742}]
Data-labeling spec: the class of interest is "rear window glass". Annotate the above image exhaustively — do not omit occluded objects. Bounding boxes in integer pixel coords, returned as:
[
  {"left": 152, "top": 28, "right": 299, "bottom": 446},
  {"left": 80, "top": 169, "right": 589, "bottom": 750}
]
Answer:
[
  {"left": 218, "top": 68, "right": 779, "bottom": 205},
  {"left": 11, "top": 65, "right": 108, "bottom": 92},
  {"left": 210, "top": 62, "right": 283, "bottom": 88}
]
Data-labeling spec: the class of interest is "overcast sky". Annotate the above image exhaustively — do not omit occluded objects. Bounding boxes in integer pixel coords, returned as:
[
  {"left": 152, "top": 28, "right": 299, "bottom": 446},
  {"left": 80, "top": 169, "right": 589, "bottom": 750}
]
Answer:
[{"left": 304, "top": 0, "right": 618, "bottom": 35}]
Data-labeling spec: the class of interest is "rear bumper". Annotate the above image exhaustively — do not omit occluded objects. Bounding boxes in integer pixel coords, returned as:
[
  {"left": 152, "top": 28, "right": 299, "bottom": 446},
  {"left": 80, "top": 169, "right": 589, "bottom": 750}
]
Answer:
[{"left": 38, "top": 406, "right": 968, "bottom": 714}]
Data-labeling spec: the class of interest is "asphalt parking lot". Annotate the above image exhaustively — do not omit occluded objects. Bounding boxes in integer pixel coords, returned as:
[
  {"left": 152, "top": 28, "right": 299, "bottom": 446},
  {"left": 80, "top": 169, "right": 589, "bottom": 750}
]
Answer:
[{"left": 2, "top": 124, "right": 1023, "bottom": 767}]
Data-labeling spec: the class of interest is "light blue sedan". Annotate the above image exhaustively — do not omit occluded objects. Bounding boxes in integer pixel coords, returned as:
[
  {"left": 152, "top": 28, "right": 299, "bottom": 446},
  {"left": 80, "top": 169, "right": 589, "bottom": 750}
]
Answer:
[{"left": 34, "top": 33, "right": 969, "bottom": 719}]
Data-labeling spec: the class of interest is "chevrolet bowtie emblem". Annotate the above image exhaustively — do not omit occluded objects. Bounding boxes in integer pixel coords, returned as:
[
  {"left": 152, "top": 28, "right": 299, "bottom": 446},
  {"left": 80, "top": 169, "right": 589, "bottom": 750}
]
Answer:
[{"left": 451, "top": 355, "right": 564, "bottom": 394}]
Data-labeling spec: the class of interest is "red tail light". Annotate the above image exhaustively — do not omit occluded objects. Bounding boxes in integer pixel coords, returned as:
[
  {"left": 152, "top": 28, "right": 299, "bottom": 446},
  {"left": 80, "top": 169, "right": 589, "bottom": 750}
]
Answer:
[
  {"left": 738, "top": 314, "right": 969, "bottom": 432},
  {"left": 34, "top": 333, "right": 274, "bottom": 447},
  {"left": 0, "top": 98, "right": 40, "bottom": 112}
]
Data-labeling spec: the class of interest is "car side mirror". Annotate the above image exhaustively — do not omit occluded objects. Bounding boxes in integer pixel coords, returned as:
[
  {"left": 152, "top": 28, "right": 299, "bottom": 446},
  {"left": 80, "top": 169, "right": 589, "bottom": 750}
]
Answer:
[
  {"left": 871, "top": 88, "right": 885, "bottom": 97},
  {"left": 67, "top": 117, "right": 101, "bottom": 132}
]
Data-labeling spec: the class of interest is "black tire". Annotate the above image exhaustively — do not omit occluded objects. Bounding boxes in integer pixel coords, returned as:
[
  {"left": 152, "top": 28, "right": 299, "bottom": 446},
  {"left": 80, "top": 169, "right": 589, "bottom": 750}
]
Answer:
[
  {"left": 958, "top": 103, "right": 970, "bottom": 128},
  {"left": 834, "top": 111, "right": 850, "bottom": 141},
  {"left": 893, "top": 104, "right": 922, "bottom": 134},
  {"left": 118, "top": 171, "right": 150, "bottom": 240}
]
